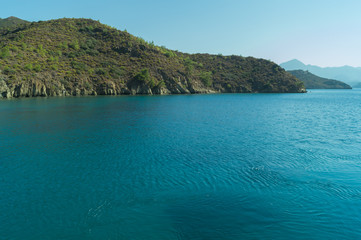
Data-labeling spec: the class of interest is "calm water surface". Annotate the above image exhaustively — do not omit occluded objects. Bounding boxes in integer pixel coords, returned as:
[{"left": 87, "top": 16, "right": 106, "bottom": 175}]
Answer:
[{"left": 1, "top": 89, "right": 361, "bottom": 239}]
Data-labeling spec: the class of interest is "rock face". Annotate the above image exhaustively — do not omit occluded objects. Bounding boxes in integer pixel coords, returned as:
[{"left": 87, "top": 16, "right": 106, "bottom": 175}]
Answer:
[
  {"left": 0, "top": 76, "right": 220, "bottom": 99},
  {"left": 0, "top": 71, "right": 306, "bottom": 99},
  {"left": 0, "top": 78, "right": 11, "bottom": 98}
]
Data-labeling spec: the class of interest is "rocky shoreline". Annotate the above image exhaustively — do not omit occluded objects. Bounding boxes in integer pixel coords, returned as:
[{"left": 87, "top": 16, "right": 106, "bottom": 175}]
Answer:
[{"left": 0, "top": 78, "right": 221, "bottom": 99}]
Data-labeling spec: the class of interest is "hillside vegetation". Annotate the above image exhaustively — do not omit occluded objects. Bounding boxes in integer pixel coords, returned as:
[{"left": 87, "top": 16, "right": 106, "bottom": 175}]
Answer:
[
  {"left": 288, "top": 70, "right": 351, "bottom": 89},
  {"left": 0, "top": 18, "right": 305, "bottom": 98}
]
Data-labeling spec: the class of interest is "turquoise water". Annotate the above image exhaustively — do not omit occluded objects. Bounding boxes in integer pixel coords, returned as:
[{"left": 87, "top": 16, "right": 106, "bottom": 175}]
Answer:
[{"left": 1, "top": 90, "right": 361, "bottom": 239}]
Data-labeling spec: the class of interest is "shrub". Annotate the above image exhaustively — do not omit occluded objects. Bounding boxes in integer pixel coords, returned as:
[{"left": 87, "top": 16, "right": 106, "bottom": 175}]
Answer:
[
  {"left": 148, "top": 41, "right": 155, "bottom": 47},
  {"left": 34, "top": 64, "right": 41, "bottom": 72},
  {"left": 50, "top": 64, "right": 58, "bottom": 70},
  {"left": 164, "top": 50, "right": 176, "bottom": 58},
  {"left": 3, "top": 66, "right": 15, "bottom": 75},
  {"left": 86, "top": 49, "right": 99, "bottom": 56},
  {"left": 80, "top": 25, "right": 95, "bottom": 33},
  {"left": 134, "top": 68, "right": 150, "bottom": 82},
  {"left": 59, "top": 42, "right": 68, "bottom": 49},
  {"left": 200, "top": 71, "right": 213, "bottom": 87},
  {"left": 95, "top": 68, "right": 106, "bottom": 75},
  {"left": 157, "top": 81, "right": 165, "bottom": 88},
  {"left": 48, "top": 56, "right": 59, "bottom": 62},
  {"left": 36, "top": 44, "right": 47, "bottom": 57},
  {"left": 67, "top": 52, "right": 77, "bottom": 58},
  {"left": 148, "top": 78, "right": 156, "bottom": 88},
  {"left": 109, "top": 67, "right": 122, "bottom": 78},
  {"left": 184, "top": 57, "right": 197, "bottom": 73},
  {"left": 69, "top": 40, "right": 80, "bottom": 50},
  {"left": 0, "top": 46, "right": 10, "bottom": 59},
  {"left": 80, "top": 38, "right": 97, "bottom": 50},
  {"left": 86, "top": 25, "right": 94, "bottom": 32},
  {"left": 71, "top": 61, "right": 87, "bottom": 72},
  {"left": 10, "top": 45, "right": 19, "bottom": 52},
  {"left": 24, "top": 63, "right": 33, "bottom": 71},
  {"left": 134, "top": 68, "right": 157, "bottom": 87}
]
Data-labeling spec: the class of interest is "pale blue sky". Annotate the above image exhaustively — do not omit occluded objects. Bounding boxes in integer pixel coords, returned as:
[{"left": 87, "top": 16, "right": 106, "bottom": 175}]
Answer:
[{"left": 3, "top": 0, "right": 361, "bottom": 67}]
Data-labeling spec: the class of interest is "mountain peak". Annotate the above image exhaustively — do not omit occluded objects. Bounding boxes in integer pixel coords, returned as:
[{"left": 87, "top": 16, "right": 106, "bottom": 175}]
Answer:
[
  {"left": 280, "top": 59, "right": 306, "bottom": 70},
  {"left": 287, "top": 59, "right": 304, "bottom": 64},
  {"left": 5, "top": 16, "right": 22, "bottom": 20},
  {"left": 0, "top": 16, "right": 29, "bottom": 28}
]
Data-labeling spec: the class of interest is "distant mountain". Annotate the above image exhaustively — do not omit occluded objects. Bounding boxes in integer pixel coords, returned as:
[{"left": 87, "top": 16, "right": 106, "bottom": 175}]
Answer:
[
  {"left": 280, "top": 59, "right": 306, "bottom": 70},
  {"left": 288, "top": 70, "right": 351, "bottom": 89},
  {"left": 0, "top": 16, "right": 29, "bottom": 28},
  {"left": 280, "top": 59, "right": 361, "bottom": 87},
  {"left": 353, "top": 82, "right": 361, "bottom": 88}
]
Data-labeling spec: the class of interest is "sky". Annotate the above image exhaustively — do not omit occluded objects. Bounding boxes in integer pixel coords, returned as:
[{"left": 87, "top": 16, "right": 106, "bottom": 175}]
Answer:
[{"left": 3, "top": 0, "right": 361, "bottom": 67}]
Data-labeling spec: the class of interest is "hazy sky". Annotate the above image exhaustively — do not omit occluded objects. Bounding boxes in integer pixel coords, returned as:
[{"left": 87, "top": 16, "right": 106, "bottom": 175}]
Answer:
[{"left": 3, "top": 0, "right": 361, "bottom": 67}]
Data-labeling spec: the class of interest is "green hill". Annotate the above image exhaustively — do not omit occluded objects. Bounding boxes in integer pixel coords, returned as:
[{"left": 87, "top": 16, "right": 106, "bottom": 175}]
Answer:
[
  {"left": 0, "top": 16, "right": 29, "bottom": 29},
  {"left": 288, "top": 70, "right": 351, "bottom": 89},
  {"left": 0, "top": 18, "right": 305, "bottom": 98}
]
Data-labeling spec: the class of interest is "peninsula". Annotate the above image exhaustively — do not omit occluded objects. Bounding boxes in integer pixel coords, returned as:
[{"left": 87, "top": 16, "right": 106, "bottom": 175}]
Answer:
[
  {"left": 0, "top": 18, "right": 305, "bottom": 98},
  {"left": 288, "top": 70, "right": 351, "bottom": 89}
]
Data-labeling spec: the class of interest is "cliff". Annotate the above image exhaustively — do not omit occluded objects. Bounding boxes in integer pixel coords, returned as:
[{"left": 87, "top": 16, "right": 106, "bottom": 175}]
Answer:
[{"left": 0, "top": 18, "right": 305, "bottom": 98}]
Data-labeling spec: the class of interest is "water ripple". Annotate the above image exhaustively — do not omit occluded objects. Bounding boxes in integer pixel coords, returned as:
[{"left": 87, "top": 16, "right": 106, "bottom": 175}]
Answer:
[{"left": 2, "top": 91, "right": 361, "bottom": 239}]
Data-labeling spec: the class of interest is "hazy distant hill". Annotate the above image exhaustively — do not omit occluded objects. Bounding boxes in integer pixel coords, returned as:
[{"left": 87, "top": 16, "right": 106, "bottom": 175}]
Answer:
[
  {"left": 281, "top": 59, "right": 361, "bottom": 87},
  {"left": 288, "top": 70, "right": 351, "bottom": 89},
  {"left": 352, "top": 82, "right": 361, "bottom": 88},
  {"left": 0, "top": 16, "right": 29, "bottom": 28}
]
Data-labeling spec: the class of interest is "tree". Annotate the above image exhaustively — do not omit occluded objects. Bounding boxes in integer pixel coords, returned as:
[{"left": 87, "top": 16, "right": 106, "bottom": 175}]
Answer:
[{"left": 200, "top": 71, "right": 213, "bottom": 87}]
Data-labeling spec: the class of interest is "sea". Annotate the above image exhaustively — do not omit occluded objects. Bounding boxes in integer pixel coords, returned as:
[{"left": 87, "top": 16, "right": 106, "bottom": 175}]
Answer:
[{"left": 1, "top": 89, "right": 361, "bottom": 239}]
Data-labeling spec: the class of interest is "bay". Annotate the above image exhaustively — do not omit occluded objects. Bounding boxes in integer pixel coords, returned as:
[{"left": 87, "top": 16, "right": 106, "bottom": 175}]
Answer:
[{"left": 1, "top": 89, "right": 361, "bottom": 239}]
